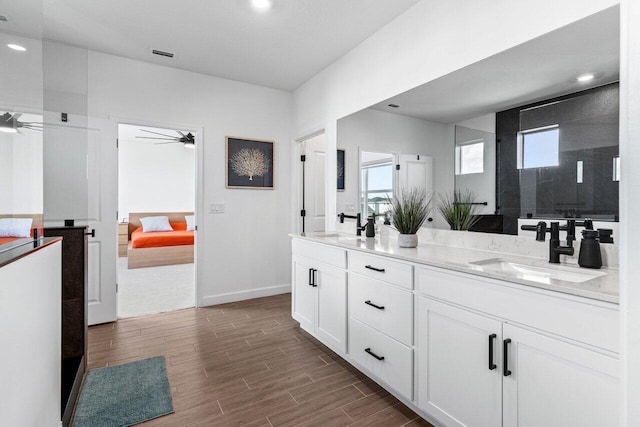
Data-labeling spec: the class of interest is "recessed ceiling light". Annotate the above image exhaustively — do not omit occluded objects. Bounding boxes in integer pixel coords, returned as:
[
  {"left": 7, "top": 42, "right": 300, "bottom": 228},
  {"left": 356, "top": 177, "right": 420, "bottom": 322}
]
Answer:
[
  {"left": 251, "top": 0, "right": 273, "bottom": 11},
  {"left": 577, "top": 73, "right": 594, "bottom": 82},
  {"left": 7, "top": 44, "right": 26, "bottom": 52}
]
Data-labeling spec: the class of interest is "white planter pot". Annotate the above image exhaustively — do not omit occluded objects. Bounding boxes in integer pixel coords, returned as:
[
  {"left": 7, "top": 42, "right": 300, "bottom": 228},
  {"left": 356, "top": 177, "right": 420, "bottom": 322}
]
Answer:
[{"left": 398, "top": 234, "right": 418, "bottom": 248}]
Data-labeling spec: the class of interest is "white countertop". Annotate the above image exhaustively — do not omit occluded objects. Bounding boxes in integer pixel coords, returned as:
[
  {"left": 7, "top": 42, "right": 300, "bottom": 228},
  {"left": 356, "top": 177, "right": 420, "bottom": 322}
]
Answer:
[{"left": 291, "top": 232, "right": 619, "bottom": 304}]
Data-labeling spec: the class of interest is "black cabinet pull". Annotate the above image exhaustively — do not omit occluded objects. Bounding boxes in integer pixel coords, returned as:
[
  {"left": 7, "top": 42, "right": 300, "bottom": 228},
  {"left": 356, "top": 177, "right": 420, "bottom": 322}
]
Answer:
[
  {"left": 365, "top": 265, "right": 386, "bottom": 273},
  {"left": 364, "top": 348, "right": 385, "bottom": 361},
  {"left": 85, "top": 229, "right": 95, "bottom": 238},
  {"left": 364, "top": 300, "right": 385, "bottom": 310},
  {"left": 488, "top": 334, "right": 497, "bottom": 370},
  {"left": 312, "top": 269, "right": 318, "bottom": 287},
  {"left": 308, "top": 268, "right": 313, "bottom": 287},
  {"left": 503, "top": 338, "right": 512, "bottom": 376}
]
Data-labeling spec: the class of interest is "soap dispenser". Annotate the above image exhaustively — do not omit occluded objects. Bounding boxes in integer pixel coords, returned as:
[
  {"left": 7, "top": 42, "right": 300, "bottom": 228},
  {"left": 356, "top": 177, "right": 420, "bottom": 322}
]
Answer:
[{"left": 578, "top": 230, "right": 602, "bottom": 269}]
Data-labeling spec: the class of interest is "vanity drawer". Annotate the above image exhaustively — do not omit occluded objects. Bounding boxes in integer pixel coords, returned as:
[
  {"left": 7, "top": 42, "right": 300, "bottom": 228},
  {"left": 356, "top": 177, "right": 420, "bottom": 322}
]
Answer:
[
  {"left": 292, "top": 239, "right": 346, "bottom": 269},
  {"left": 349, "top": 272, "right": 413, "bottom": 345},
  {"left": 349, "top": 317, "right": 413, "bottom": 400},
  {"left": 349, "top": 251, "right": 413, "bottom": 289},
  {"left": 418, "top": 265, "right": 619, "bottom": 353}
]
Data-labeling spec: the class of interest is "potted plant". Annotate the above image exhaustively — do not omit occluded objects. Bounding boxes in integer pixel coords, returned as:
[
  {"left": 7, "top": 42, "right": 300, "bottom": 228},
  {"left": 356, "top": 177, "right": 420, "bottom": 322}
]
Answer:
[
  {"left": 389, "top": 187, "right": 431, "bottom": 248},
  {"left": 437, "top": 190, "right": 480, "bottom": 230}
]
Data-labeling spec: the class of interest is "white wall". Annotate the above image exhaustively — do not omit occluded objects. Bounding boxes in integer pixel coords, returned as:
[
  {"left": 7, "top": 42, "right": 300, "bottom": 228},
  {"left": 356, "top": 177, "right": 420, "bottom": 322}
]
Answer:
[
  {"left": 620, "top": 0, "right": 640, "bottom": 423},
  {"left": 118, "top": 125, "right": 195, "bottom": 220},
  {"left": 0, "top": 241, "right": 61, "bottom": 426},
  {"left": 86, "top": 50, "right": 293, "bottom": 305},
  {"left": 0, "top": 125, "right": 43, "bottom": 215},
  {"left": 337, "top": 108, "right": 452, "bottom": 228}
]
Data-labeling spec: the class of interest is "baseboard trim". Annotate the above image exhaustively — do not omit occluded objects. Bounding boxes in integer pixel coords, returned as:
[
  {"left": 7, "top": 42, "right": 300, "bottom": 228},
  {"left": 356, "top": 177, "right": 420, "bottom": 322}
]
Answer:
[{"left": 200, "top": 284, "right": 291, "bottom": 307}]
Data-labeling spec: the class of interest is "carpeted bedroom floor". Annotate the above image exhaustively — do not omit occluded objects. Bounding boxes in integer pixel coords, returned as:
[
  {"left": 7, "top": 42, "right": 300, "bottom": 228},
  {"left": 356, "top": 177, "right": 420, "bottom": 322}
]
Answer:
[{"left": 117, "top": 257, "right": 195, "bottom": 318}]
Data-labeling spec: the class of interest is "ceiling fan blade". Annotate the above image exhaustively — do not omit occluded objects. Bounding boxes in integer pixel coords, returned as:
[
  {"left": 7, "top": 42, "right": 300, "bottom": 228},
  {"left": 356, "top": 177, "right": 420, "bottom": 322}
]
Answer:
[
  {"left": 153, "top": 141, "right": 179, "bottom": 145},
  {"left": 136, "top": 136, "right": 177, "bottom": 141},
  {"left": 177, "top": 131, "right": 187, "bottom": 137},
  {"left": 12, "top": 113, "right": 22, "bottom": 120},
  {"left": 139, "top": 129, "right": 176, "bottom": 138}
]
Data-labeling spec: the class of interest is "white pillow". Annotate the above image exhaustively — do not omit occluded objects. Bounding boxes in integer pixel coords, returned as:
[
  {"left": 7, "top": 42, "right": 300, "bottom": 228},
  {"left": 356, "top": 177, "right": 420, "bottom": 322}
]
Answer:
[
  {"left": 185, "top": 215, "right": 195, "bottom": 231},
  {"left": 0, "top": 218, "right": 33, "bottom": 238},
  {"left": 140, "top": 216, "right": 173, "bottom": 233}
]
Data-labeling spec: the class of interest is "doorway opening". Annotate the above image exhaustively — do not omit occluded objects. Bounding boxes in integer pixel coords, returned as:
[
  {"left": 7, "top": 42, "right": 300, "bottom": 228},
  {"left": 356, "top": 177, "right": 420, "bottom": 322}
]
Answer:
[
  {"left": 299, "top": 133, "right": 326, "bottom": 233},
  {"left": 116, "top": 123, "right": 196, "bottom": 318}
]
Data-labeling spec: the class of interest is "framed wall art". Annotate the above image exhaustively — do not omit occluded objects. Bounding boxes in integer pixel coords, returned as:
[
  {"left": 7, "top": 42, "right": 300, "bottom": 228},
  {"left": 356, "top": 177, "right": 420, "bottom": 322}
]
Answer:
[
  {"left": 226, "top": 136, "right": 274, "bottom": 189},
  {"left": 337, "top": 148, "right": 345, "bottom": 191}
]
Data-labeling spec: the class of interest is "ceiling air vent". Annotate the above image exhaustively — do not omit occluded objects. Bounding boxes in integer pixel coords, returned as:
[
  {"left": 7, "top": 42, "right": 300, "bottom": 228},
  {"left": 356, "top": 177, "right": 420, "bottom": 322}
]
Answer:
[
  {"left": 388, "top": 104, "right": 399, "bottom": 108},
  {"left": 152, "top": 49, "right": 174, "bottom": 58}
]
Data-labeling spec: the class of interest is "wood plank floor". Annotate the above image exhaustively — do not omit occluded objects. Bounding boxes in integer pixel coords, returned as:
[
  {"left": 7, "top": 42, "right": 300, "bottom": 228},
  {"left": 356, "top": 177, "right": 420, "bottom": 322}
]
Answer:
[{"left": 87, "top": 293, "right": 433, "bottom": 427}]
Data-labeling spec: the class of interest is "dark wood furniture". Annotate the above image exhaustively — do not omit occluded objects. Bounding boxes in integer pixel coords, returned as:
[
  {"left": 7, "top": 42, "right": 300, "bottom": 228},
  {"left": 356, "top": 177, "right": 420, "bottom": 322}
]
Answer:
[{"left": 44, "top": 226, "right": 88, "bottom": 427}]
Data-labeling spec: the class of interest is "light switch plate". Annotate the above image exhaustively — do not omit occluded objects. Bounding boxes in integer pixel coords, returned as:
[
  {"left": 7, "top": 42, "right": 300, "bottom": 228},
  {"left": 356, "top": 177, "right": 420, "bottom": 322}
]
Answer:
[{"left": 210, "top": 203, "right": 225, "bottom": 214}]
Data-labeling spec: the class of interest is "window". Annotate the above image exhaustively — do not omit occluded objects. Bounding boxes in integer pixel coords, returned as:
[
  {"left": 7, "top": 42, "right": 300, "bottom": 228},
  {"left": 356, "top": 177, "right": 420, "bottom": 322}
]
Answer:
[
  {"left": 361, "top": 163, "right": 393, "bottom": 216},
  {"left": 518, "top": 126, "right": 559, "bottom": 169},
  {"left": 455, "top": 140, "right": 484, "bottom": 175}
]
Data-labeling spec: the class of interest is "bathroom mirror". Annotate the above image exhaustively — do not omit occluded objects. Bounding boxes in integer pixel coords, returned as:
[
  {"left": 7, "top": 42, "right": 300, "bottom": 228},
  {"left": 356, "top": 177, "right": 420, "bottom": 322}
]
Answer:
[
  {"left": 334, "top": 6, "right": 619, "bottom": 234},
  {"left": 454, "top": 125, "right": 496, "bottom": 215},
  {"left": 0, "top": 30, "right": 45, "bottom": 253},
  {"left": 336, "top": 107, "right": 444, "bottom": 226}
]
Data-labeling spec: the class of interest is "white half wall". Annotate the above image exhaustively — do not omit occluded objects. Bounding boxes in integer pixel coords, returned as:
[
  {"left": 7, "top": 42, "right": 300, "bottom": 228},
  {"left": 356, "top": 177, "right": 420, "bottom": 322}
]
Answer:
[
  {"left": 86, "top": 50, "right": 293, "bottom": 306},
  {"left": 118, "top": 124, "right": 195, "bottom": 220},
  {"left": 0, "top": 241, "right": 62, "bottom": 427},
  {"left": 337, "top": 108, "right": 452, "bottom": 228}
]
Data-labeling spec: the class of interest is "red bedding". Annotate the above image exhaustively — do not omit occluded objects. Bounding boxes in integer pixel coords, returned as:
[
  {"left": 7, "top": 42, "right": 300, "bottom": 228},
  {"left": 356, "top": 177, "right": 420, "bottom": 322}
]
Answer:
[{"left": 130, "top": 222, "right": 194, "bottom": 249}]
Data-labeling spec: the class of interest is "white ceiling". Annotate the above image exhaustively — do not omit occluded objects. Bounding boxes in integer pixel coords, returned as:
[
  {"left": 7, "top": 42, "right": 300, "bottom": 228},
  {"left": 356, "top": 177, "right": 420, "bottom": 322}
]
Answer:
[
  {"left": 0, "top": 0, "right": 421, "bottom": 91},
  {"left": 371, "top": 6, "right": 620, "bottom": 124}
]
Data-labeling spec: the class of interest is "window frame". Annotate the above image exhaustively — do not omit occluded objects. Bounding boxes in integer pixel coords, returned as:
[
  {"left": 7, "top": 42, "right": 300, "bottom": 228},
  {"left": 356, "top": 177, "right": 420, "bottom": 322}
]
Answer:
[{"left": 517, "top": 124, "right": 560, "bottom": 170}]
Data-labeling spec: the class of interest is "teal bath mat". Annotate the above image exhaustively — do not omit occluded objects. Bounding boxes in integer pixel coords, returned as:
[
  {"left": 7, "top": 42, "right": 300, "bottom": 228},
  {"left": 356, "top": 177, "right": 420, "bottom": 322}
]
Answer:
[{"left": 72, "top": 357, "right": 174, "bottom": 427}]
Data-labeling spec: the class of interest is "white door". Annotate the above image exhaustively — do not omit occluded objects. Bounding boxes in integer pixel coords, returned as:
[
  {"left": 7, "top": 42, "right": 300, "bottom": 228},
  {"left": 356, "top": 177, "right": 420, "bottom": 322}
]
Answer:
[
  {"left": 417, "top": 297, "right": 503, "bottom": 427},
  {"left": 315, "top": 263, "right": 347, "bottom": 352},
  {"left": 291, "top": 256, "right": 316, "bottom": 332},
  {"left": 396, "top": 154, "right": 433, "bottom": 196},
  {"left": 503, "top": 323, "right": 619, "bottom": 427},
  {"left": 43, "top": 119, "right": 117, "bottom": 325},
  {"left": 303, "top": 134, "right": 325, "bottom": 232}
]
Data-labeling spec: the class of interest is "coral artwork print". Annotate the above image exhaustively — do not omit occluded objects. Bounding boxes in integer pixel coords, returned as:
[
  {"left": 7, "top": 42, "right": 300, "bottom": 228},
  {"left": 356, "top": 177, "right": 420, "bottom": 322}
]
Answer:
[
  {"left": 226, "top": 137, "right": 274, "bottom": 189},
  {"left": 230, "top": 148, "right": 270, "bottom": 181}
]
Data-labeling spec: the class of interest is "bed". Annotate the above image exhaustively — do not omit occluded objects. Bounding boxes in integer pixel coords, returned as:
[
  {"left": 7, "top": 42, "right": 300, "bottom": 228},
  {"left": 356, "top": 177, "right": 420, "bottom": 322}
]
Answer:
[
  {"left": 127, "top": 212, "right": 194, "bottom": 269},
  {"left": 0, "top": 214, "right": 43, "bottom": 247}
]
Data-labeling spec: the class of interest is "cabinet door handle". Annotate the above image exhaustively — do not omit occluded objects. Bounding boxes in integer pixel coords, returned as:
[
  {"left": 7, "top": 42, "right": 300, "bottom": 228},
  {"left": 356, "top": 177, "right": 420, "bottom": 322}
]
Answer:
[
  {"left": 364, "top": 348, "right": 385, "bottom": 361},
  {"left": 364, "top": 300, "right": 385, "bottom": 310},
  {"left": 503, "top": 338, "right": 512, "bottom": 376},
  {"left": 365, "top": 265, "right": 386, "bottom": 273},
  {"left": 488, "top": 334, "right": 497, "bottom": 370},
  {"left": 312, "top": 269, "right": 318, "bottom": 287},
  {"left": 308, "top": 268, "right": 314, "bottom": 287}
]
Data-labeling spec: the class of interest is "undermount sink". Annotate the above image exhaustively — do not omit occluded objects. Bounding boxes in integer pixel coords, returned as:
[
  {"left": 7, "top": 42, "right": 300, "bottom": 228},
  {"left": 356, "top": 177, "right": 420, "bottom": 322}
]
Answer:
[{"left": 468, "top": 258, "right": 606, "bottom": 284}]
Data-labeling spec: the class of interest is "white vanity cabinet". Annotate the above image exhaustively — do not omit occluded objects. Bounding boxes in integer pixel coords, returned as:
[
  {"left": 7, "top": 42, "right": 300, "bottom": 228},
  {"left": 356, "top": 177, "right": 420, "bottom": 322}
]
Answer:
[
  {"left": 291, "top": 236, "right": 620, "bottom": 426},
  {"left": 291, "top": 239, "right": 348, "bottom": 353},
  {"left": 418, "top": 297, "right": 503, "bottom": 426},
  {"left": 417, "top": 265, "right": 620, "bottom": 427}
]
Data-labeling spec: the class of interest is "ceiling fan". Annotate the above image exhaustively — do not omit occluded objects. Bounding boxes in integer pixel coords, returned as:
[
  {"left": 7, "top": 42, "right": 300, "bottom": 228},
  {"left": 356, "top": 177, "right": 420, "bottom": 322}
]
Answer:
[
  {"left": 0, "top": 112, "right": 43, "bottom": 134},
  {"left": 136, "top": 129, "right": 195, "bottom": 148}
]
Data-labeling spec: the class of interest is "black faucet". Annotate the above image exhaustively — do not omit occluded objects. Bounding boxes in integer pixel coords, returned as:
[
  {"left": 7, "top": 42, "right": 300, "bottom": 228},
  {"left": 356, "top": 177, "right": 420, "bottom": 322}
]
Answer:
[
  {"left": 549, "top": 222, "right": 574, "bottom": 263},
  {"left": 338, "top": 213, "right": 363, "bottom": 236},
  {"left": 522, "top": 218, "right": 583, "bottom": 244}
]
